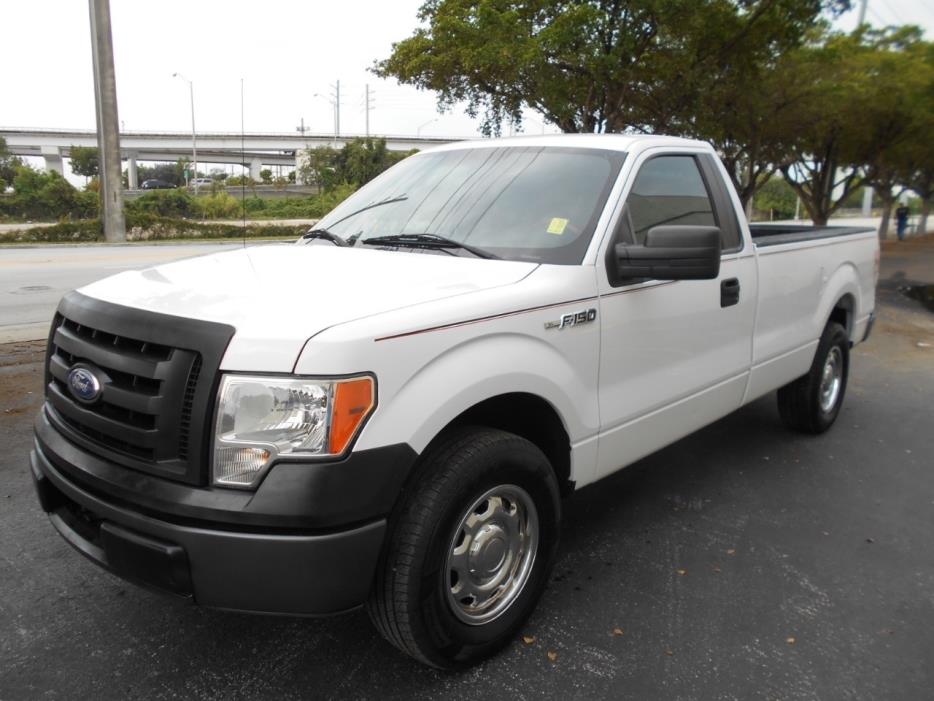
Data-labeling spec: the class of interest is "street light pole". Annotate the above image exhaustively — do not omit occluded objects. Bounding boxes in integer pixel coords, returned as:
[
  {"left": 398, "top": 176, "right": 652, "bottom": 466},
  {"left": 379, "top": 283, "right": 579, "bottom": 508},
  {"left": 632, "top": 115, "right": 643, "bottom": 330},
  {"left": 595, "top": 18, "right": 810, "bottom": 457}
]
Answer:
[
  {"left": 173, "top": 72, "right": 198, "bottom": 194},
  {"left": 417, "top": 118, "right": 438, "bottom": 137}
]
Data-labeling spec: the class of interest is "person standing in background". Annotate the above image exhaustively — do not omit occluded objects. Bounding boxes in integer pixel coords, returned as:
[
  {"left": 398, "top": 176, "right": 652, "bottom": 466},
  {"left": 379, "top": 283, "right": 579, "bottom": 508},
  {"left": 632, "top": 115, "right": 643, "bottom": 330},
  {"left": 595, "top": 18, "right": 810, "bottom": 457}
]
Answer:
[{"left": 895, "top": 204, "right": 910, "bottom": 241}]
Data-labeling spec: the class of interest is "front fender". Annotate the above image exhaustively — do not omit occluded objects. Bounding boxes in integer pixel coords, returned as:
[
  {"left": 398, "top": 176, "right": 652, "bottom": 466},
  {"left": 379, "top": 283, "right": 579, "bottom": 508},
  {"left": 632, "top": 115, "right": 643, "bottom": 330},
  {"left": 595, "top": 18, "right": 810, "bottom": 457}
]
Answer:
[
  {"left": 359, "top": 329, "right": 598, "bottom": 470},
  {"left": 356, "top": 331, "right": 599, "bottom": 468}
]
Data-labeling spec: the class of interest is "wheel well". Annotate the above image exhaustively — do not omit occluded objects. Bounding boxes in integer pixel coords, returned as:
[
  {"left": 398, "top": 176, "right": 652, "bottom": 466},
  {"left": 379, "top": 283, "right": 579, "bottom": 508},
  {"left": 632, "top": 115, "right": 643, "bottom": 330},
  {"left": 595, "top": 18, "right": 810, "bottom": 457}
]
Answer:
[
  {"left": 445, "top": 393, "right": 573, "bottom": 495},
  {"left": 830, "top": 294, "right": 855, "bottom": 341}
]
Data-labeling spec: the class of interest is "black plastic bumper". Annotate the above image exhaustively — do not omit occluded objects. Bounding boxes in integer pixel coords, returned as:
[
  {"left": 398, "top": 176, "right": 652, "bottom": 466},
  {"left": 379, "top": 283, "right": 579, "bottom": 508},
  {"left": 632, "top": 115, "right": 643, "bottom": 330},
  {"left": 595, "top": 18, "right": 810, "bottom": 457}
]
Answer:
[{"left": 31, "top": 409, "right": 418, "bottom": 615}]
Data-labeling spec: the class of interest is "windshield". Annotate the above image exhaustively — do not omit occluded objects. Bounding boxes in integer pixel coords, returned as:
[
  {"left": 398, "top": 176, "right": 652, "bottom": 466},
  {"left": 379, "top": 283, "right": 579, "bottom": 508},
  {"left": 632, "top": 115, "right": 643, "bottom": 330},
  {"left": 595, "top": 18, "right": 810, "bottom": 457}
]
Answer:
[{"left": 308, "top": 146, "right": 626, "bottom": 264}]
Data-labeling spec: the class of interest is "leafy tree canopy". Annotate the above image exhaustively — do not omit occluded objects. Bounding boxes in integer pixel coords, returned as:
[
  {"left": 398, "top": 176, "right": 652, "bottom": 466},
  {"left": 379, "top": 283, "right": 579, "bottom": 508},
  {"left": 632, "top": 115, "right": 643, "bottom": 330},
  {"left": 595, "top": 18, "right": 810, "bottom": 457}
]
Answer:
[
  {"left": 0, "top": 136, "right": 24, "bottom": 189},
  {"left": 299, "top": 138, "right": 416, "bottom": 190},
  {"left": 376, "top": 0, "right": 850, "bottom": 136},
  {"left": 70, "top": 146, "right": 100, "bottom": 180}
]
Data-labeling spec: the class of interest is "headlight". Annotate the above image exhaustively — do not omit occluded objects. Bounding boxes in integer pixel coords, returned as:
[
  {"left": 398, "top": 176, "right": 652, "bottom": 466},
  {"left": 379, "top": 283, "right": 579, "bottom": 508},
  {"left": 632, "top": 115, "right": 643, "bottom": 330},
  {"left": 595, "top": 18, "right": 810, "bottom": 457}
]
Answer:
[{"left": 212, "top": 374, "right": 375, "bottom": 489}]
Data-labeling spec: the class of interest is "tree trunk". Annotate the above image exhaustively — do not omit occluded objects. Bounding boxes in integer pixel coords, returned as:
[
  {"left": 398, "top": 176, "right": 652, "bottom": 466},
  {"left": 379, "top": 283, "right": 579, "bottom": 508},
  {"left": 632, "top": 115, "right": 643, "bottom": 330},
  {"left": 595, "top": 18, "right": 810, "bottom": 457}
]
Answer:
[
  {"left": 920, "top": 197, "right": 931, "bottom": 235},
  {"left": 878, "top": 201, "right": 892, "bottom": 241}
]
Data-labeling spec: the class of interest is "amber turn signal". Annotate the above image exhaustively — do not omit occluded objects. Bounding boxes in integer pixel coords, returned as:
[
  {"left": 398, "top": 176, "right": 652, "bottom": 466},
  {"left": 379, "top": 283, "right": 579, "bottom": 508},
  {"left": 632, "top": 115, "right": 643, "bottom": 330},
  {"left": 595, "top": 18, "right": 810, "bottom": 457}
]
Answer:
[{"left": 329, "top": 377, "right": 376, "bottom": 454}]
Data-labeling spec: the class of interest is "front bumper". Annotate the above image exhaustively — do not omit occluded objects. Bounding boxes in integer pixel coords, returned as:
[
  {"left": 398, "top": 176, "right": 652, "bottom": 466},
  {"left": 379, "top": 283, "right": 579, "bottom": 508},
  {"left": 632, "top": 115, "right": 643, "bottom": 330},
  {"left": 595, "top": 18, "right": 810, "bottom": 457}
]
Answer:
[{"left": 31, "top": 408, "right": 417, "bottom": 615}]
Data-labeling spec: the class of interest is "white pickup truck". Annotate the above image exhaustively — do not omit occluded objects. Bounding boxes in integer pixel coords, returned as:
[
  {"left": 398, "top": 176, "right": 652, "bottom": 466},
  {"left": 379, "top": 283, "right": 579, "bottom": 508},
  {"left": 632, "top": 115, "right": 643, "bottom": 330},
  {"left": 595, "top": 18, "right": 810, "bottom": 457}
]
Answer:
[{"left": 31, "top": 134, "right": 878, "bottom": 668}]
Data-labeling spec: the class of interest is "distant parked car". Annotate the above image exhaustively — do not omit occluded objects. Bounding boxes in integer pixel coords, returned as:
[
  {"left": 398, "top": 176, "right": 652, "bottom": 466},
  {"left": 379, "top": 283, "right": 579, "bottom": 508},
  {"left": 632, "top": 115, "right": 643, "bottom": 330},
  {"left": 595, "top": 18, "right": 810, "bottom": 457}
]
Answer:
[
  {"left": 189, "top": 177, "right": 214, "bottom": 188},
  {"left": 140, "top": 179, "right": 175, "bottom": 190}
]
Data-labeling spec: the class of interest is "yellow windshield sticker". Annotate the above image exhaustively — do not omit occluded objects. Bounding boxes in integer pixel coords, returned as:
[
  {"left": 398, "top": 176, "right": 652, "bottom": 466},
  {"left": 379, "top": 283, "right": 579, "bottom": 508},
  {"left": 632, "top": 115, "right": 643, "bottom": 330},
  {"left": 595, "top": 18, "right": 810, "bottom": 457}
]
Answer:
[{"left": 547, "top": 217, "right": 569, "bottom": 235}]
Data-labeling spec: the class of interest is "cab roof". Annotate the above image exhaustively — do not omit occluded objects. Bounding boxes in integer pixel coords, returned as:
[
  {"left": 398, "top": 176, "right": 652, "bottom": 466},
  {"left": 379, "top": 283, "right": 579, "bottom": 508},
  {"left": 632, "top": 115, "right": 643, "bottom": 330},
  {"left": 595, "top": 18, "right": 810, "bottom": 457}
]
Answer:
[{"left": 423, "top": 132, "right": 713, "bottom": 155}]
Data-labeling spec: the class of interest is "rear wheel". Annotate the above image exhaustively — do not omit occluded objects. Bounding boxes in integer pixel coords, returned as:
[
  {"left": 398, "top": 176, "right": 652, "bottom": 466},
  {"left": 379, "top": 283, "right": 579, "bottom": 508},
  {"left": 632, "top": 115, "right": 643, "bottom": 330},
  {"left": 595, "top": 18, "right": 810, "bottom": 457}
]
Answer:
[
  {"left": 367, "top": 427, "right": 560, "bottom": 669},
  {"left": 777, "top": 321, "right": 849, "bottom": 434}
]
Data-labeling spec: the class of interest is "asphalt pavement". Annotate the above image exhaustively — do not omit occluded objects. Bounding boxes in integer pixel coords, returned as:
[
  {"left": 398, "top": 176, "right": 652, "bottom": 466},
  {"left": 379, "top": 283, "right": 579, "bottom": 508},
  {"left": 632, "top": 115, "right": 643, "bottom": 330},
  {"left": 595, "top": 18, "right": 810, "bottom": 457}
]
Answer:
[{"left": 0, "top": 237, "right": 932, "bottom": 700}]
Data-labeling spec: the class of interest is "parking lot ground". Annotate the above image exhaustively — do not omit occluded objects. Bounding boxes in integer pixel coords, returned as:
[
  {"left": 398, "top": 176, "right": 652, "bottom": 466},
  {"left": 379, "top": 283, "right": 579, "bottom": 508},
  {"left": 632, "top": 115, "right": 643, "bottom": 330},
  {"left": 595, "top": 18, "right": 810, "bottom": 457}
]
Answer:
[{"left": 1, "top": 237, "right": 932, "bottom": 700}]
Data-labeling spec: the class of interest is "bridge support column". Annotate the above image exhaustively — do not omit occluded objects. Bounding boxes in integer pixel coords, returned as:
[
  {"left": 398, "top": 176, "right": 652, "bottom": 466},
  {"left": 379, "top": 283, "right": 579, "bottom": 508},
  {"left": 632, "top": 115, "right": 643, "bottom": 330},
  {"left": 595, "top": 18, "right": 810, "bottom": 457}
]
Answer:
[
  {"left": 249, "top": 158, "right": 262, "bottom": 181},
  {"left": 41, "top": 146, "right": 64, "bottom": 176},
  {"left": 126, "top": 152, "right": 138, "bottom": 189}
]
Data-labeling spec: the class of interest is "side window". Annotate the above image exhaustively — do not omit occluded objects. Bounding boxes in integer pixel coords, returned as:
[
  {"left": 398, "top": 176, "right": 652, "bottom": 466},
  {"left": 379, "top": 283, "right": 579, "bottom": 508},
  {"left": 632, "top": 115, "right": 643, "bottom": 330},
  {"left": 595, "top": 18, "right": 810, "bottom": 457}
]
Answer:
[{"left": 625, "top": 156, "right": 717, "bottom": 244}]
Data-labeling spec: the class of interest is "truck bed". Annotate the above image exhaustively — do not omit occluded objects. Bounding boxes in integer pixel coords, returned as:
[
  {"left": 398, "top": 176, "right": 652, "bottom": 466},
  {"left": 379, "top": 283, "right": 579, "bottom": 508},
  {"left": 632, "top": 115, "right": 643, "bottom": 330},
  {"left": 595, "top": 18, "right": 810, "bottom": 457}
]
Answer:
[{"left": 749, "top": 224, "right": 875, "bottom": 248}]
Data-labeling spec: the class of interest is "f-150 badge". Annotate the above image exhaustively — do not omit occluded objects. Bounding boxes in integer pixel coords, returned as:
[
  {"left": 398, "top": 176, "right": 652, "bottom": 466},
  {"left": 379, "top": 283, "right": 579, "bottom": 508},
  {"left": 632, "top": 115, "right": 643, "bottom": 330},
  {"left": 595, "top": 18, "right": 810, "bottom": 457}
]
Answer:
[{"left": 545, "top": 308, "right": 597, "bottom": 330}]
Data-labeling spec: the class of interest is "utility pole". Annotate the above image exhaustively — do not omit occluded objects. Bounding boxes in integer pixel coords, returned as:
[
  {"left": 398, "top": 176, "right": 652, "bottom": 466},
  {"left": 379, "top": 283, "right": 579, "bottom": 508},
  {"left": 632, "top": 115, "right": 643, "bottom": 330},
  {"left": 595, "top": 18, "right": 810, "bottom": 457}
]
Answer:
[
  {"left": 364, "top": 83, "right": 375, "bottom": 137},
  {"left": 88, "top": 0, "right": 125, "bottom": 241},
  {"left": 330, "top": 80, "right": 341, "bottom": 137},
  {"left": 173, "top": 73, "right": 197, "bottom": 193},
  {"left": 857, "top": 0, "right": 868, "bottom": 26}
]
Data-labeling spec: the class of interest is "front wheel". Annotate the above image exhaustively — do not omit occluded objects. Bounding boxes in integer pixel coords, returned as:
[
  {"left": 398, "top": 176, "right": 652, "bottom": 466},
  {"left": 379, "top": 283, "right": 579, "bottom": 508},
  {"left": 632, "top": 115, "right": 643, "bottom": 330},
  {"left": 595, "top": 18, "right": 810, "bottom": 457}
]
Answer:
[
  {"left": 777, "top": 321, "right": 850, "bottom": 434},
  {"left": 367, "top": 427, "right": 560, "bottom": 669}
]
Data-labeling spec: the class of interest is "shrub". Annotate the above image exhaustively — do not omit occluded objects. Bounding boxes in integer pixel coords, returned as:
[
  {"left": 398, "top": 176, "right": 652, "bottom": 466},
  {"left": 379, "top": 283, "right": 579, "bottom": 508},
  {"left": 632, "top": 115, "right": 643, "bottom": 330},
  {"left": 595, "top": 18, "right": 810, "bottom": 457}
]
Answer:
[
  {"left": 0, "top": 216, "right": 307, "bottom": 244},
  {"left": 127, "top": 189, "right": 195, "bottom": 218},
  {"left": 3, "top": 167, "right": 99, "bottom": 220},
  {"left": 194, "top": 192, "right": 242, "bottom": 219},
  {"left": 74, "top": 190, "right": 100, "bottom": 219},
  {"left": 243, "top": 196, "right": 267, "bottom": 213}
]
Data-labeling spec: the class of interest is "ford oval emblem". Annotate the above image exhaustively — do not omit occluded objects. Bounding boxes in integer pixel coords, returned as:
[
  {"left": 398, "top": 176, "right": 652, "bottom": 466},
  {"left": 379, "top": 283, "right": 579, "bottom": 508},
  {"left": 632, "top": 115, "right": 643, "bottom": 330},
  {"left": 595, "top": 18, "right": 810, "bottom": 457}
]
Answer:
[{"left": 67, "top": 366, "right": 102, "bottom": 403}]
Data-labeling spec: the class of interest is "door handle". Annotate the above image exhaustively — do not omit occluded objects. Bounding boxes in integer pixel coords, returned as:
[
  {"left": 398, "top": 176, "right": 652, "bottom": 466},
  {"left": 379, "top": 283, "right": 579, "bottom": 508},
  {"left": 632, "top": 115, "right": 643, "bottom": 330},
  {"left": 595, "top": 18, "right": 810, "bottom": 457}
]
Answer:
[{"left": 720, "top": 278, "right": 740, "bottom": 308}]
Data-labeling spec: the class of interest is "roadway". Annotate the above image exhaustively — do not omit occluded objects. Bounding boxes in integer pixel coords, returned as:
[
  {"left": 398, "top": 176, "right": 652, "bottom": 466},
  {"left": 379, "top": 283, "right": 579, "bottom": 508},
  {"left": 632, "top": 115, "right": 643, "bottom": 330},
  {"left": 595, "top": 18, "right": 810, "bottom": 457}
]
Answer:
[{"left": 0, "top": 242, "right": 275, "bottom": 343}]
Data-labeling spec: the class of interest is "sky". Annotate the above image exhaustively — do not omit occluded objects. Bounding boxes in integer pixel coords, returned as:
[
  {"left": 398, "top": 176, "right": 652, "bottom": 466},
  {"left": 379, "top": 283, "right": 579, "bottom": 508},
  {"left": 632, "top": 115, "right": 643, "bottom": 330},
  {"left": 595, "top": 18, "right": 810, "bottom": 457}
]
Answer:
[{"left": 3, "top": 0, "right": 934, "bottom": 141}]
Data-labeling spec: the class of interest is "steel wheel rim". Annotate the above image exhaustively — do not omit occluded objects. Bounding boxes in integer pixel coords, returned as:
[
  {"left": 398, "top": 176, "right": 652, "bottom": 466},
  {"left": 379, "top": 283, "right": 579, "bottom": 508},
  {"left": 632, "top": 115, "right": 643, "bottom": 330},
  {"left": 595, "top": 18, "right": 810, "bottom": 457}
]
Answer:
[
  {"left": 443, "top": 484, "right": 539, "bottom": 626},
  {"left": 819, "top": 346, "right": 843, "bottom": 412}
]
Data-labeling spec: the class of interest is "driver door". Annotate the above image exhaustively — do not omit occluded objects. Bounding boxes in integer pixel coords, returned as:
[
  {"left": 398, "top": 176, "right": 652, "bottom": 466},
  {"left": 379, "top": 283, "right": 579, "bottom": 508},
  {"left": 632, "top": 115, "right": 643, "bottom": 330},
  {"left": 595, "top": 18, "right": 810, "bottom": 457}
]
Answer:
[{"left": 594, "top": 151, "right": 757, "bottom": 481}]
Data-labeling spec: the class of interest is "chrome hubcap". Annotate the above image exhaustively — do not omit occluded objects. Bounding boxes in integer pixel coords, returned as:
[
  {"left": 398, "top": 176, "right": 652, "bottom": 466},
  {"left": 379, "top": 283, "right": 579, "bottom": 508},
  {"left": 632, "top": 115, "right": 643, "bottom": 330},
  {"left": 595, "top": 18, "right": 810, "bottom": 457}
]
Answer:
[
  {"left": 444, "top": 484, "right": 538, "bottom": 625},
  {"left": 819, "top": 346, "right": 843, "bottom": 412}
]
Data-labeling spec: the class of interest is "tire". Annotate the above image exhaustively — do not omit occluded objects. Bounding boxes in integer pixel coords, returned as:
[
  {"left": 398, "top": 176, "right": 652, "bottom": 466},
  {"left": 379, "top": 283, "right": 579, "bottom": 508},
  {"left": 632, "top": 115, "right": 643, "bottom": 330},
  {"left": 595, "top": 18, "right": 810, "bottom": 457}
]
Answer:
[
  {"left": 367, "top": 427, "right": 561, "bottom": 669},
  {"left": 777, "top": 321, "right": 849, "bottom": 434}
]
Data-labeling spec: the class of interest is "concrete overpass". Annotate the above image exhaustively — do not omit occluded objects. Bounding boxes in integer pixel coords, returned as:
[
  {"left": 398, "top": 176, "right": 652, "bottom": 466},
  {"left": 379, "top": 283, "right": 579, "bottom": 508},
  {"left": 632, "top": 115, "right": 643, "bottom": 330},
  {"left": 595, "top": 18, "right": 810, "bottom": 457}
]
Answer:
[{"left": 1, "top": 128, "right": 461, "bottom": 187}]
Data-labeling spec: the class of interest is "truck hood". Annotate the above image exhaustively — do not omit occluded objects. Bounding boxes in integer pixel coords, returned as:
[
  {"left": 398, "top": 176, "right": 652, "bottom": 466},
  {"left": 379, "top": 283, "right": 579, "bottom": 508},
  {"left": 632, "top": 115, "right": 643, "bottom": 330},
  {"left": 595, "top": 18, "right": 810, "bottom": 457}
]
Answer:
[{"left": 78, "top": 244, "right": 538, "bottom": 371}]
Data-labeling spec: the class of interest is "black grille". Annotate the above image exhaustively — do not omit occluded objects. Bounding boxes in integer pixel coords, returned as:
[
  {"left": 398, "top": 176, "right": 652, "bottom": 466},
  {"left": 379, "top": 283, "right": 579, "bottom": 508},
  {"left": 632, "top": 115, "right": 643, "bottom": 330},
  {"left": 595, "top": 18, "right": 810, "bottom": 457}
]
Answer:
[
  {"left": 177, "top": 354, "right": 202, "bottom": 461},
  {"left": 45, "top": 293, "right": 235, "bottom": 486}
]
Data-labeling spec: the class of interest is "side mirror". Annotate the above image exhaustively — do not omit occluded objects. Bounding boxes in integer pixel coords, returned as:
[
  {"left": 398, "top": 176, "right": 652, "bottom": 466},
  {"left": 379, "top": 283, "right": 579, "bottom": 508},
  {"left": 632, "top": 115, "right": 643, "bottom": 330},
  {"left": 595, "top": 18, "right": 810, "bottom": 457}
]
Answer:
[{"left": 614, "top": 225, "right": 721, "bottom": 281}]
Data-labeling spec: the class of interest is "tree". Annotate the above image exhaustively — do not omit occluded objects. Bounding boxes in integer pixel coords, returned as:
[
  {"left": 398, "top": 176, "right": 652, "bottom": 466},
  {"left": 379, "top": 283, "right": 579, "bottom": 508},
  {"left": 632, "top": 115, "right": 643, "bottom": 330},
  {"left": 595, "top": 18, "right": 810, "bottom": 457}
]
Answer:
[
  {"left": 900, "top": 40, "right": 934, "bottom": 235},
  {"left": 754, "top": 176, "right": 798, "bottom": 220},
  {"left": 298, "top": 139, "right": 414, "bottom": 190},
  {"left": 69, "top": 146, "right": 100, "bottom": 182},
  {"left": 333, "top": 138, "right": 407, "bottom": 186},
  {"left": 776, "top": 31, "right": 873, "bottom": 225},
  {"left": 908, "top": 159, "right": 934, "bottom": 236},
  {"left": 298, "top": 145, "right": 340, "bottom": 188},
  {"left": 259, "top": 168, "right": 273, "bottom": 184},
  {"left": 849, "top": 28, "right": 931, "bottom": 238},
  {"left": 0, "top": 136, "right": 23, "bottom": 190},
  {"left": 8, "top": 165, "right": 97, "bottom": 220},
  {"left": 376, "top": 0, "right": 849, "bottom": 136},
  {"left": 778, "top": 27, "right": 932, "bottom": 228}
]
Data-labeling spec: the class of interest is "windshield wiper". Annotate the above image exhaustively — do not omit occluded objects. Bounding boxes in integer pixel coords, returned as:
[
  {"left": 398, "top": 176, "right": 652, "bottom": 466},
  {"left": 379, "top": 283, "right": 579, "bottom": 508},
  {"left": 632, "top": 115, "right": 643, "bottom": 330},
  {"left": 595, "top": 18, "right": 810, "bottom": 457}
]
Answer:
[
  {"left": 301, "top": 227, "right": 349, "bottom": 246},
  {"left": 361, "top": 233, "right": 499, "bottom": 260}
]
